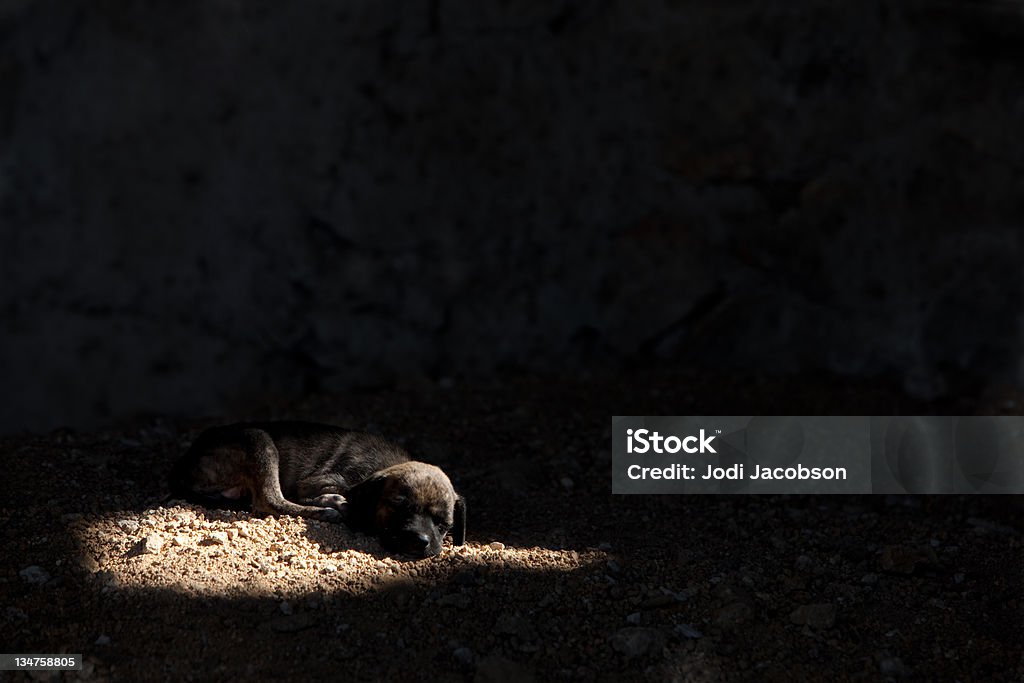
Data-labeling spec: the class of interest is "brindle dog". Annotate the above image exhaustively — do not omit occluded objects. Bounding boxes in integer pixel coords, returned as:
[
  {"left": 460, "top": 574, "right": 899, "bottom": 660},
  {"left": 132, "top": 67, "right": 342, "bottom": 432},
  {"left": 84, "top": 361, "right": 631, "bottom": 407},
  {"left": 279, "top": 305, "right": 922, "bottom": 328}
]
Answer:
[{"left": 169, "top": 421, "right": 465, "bottom": 557}]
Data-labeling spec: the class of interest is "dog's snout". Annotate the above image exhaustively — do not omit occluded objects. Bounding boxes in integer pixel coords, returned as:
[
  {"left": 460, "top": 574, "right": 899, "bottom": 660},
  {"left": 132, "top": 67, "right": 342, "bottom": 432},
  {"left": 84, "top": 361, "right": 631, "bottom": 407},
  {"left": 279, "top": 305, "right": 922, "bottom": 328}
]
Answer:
[
  {"left": 390, "top": 529, "right": 433, "bottom": 557},
  {"left": 410, "top": 531, "right": 430, "bottom": 551}
]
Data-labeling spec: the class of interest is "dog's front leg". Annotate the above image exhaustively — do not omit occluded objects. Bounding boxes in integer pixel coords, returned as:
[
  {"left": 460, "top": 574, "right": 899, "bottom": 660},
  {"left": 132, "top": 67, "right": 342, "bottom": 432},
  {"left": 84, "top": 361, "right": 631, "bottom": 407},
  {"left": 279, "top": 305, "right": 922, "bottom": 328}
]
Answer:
[
  {"left": 294, "top": 474, "right": 349, "bottom": 515},
  {"left": 243, "top": 429, "right": 343, "bottom": 522}
]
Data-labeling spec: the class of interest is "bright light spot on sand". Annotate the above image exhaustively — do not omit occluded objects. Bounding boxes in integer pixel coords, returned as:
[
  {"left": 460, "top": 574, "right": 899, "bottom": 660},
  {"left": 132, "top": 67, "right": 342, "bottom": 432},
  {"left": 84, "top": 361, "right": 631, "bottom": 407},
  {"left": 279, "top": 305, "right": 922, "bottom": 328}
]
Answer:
[{"left": 70, "top": 504, "right": 606, "bottom": 598}]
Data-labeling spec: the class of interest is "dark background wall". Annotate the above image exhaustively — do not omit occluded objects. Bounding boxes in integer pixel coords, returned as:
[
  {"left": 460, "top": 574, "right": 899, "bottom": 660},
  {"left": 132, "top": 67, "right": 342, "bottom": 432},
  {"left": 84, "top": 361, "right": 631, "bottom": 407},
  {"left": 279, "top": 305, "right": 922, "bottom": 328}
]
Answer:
[{"left": 2, "top": 0, "right": 1023, "bottom": 434}]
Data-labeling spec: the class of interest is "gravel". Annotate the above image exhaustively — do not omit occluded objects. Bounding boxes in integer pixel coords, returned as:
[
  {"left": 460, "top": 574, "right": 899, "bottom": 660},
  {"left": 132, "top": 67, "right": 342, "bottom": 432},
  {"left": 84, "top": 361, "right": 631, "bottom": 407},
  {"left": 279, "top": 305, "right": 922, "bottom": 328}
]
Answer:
[{"left": 1, "top": 371, "right": 1021, "bottom": 681}]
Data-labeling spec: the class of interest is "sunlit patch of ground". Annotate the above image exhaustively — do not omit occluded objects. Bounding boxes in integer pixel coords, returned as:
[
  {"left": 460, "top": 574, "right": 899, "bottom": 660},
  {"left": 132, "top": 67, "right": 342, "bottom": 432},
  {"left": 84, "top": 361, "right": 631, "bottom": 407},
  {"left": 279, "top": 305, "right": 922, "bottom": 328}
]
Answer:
[{"left": 70, "top": 504, "right": 606, "bottom": 599}]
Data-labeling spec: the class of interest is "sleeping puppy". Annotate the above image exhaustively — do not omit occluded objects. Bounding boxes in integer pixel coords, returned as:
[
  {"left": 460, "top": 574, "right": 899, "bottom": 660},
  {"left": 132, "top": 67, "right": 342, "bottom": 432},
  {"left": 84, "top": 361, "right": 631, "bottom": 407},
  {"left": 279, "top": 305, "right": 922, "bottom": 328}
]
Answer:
[{"left": 169, "top": 421, "right": 466, "bottom": 558}]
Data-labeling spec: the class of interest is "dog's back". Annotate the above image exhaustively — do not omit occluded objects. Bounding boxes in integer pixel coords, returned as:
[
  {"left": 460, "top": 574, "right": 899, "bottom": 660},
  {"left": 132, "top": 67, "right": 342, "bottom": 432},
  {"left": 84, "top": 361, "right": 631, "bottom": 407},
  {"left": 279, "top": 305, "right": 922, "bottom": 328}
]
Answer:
[{"left": 170, "top": 421, "right": 412, "bottom": 503}]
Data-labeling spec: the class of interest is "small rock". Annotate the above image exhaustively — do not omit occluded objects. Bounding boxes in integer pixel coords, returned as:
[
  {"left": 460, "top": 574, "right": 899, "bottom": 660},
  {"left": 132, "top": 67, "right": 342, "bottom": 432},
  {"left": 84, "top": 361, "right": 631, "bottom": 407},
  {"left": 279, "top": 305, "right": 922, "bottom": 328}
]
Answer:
[
  {"left": 713, "top": 602, "right": 753, "bottom": 629},
  {"left": 200, "top": 531, "right": 229, "bottom": 546},
  {"left": 674, "top": 623, "right": 703, "bottom": 639},
  {"left": 95, "top": 634, "right": 110, "bottom": 646},
  {"left": 488, "top": 541, "right": 505, "bottom": 551},
  {"left": 117, "top": 519, "right": 139, "bottom": 533},
  {"left": 879, "top": 656, "right": 907, "bottom": 677},
  {"left": 626, "top": 612, "right": 642, "bottom": 625},
  {"left": 880, "top": 545, "right": 937, "bottom": 575},
  {"left": 609, "top": 627, "right": 666, "bottom": 659},
  {"left": 172, "top": 535, "right": 189, "bottom": 547},
  {"left": 322, "top": 564, "right": 338, "bottom": 574},
  {"left": 279, "top": 601, "right": 294, "bottom": 615},
  {"left": 560, "top": 477, "right": 574, "bottom": 490},
  {"left": 790, "top": 603, "right": 836, "bottom": 629},
  {"left": 452, "top": 647, "right": 475, "bottom": 666},
  {"left": 19, "top": 566, "right": 50, "bottom": 585},
  {"left": 861, "top": 573, "right": 879, "bottom": 585},
  {"left": 142, "top": 534, "right": 164, "bottom": 554},
  {"left": 78, "top": 554, "right": 100, "bottom": 573},
  {"left": 95, "top": 571, "right": 120, "bottom": 588}
]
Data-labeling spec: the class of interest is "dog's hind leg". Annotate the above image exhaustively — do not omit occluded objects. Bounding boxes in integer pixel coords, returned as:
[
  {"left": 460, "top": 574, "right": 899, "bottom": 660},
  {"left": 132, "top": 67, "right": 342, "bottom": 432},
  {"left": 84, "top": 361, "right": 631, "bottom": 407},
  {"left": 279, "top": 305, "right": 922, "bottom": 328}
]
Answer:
[{"left": 243, "top": 429, "right": 343, "bottom": 522}]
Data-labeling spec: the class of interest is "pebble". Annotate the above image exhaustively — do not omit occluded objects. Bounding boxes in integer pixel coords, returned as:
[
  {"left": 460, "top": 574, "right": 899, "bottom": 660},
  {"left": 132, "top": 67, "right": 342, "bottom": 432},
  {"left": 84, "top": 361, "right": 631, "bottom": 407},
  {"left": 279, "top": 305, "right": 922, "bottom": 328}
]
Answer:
[
  {"left": 488, "top": 541, "right": 505, "bottom": 550},
  {"left": 279, "top": 601, "right": 294, "bottom": 615},
  {"left": 609, "top": 627, "right": 666, "bottom": 659},
  {"left": 95, "top": 634, "right": 110, "bottom": 646},
  {"left": 95, "top": 571, "right": 119, "bottom": 588},
  {"left": 789, "top": 603, "right": 836, "bottom": 629},
  {"left": 879, "top": 656, "right": 907, "bottom": 677},
  {"left": 714, "top": 602, "right": 753, "bottom": 628},
  {"left": 117, "top": 520, "right": 139, "bottom": 533},
  {"left": 674, "top": 623, "right": 703, "bottom": 639},
  {"left": 560, "top": 477, "right": 574, "bottom": 490},
  {"left": 141, "top": 534, "right": 164, "bottom": 554},
  {"left": 880, "top": 545, "right": 936, "bottom": 574},
  {"left": 452, "top": 647, "right": 474, "bottom": 666},
  {"left": 625, "top": 612, "right": 642, "bottom": 625},
  {"left": 78, "top": 554, "right": 100, "bottom": 573},
  {"left": 200, "top": 531, "right": 229, "bottom": 546},
  {"left": 19, "top": 566, "right": 51, "bottom": 585}
]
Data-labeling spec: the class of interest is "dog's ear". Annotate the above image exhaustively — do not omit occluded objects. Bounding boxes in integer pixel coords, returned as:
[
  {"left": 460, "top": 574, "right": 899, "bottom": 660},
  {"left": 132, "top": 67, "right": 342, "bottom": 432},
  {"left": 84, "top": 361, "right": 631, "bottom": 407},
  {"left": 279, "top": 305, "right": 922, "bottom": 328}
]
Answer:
[
  {"left": 452, "top": 494, "right": 466, "bottom": 546},
  {"left": 344, "top": 474, "right": 387, "bottom": 532}
]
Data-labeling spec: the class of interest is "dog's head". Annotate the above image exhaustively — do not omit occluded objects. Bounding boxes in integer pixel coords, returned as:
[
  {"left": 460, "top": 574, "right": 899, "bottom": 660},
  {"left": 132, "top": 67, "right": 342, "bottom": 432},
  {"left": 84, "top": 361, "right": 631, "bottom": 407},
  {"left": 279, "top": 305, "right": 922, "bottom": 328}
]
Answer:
[{"left": 344, "top": 461, "right": 466, "bottom": 558}]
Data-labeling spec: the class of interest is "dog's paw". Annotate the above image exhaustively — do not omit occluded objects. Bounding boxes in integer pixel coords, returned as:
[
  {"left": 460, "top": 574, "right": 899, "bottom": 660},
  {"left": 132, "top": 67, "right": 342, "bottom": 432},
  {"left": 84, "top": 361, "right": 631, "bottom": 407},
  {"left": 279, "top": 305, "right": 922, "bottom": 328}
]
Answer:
[
  {"left": 312, "top": 493, "right": 347, "bottom": 510},
  {"left": 316, "top": 507, "right": 344, "bottom": 523}
]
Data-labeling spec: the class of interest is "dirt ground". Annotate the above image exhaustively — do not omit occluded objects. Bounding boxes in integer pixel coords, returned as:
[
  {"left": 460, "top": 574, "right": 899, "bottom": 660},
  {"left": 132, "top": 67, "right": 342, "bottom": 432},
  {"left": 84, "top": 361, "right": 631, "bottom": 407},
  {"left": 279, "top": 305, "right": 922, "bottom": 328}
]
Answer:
[{"left": 1, "top": 370, "right": 1022, "bottom": 682}]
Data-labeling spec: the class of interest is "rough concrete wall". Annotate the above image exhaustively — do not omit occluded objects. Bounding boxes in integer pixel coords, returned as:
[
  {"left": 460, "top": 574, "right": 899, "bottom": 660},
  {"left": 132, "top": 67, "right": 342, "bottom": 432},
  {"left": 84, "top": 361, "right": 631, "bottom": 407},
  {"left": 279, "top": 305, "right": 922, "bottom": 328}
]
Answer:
[{"left": 2, "top": 0, "right": 1023, "bottom": 432}]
